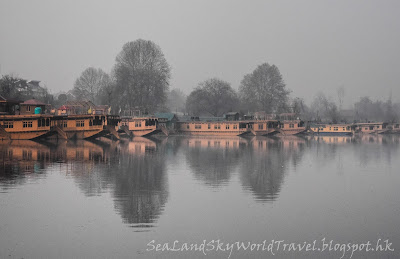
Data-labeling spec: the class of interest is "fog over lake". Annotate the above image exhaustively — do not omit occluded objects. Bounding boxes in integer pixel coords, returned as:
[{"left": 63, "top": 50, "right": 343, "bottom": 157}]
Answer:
[{"left": 1, "top": 1, "right": 400, "bottom": 105}]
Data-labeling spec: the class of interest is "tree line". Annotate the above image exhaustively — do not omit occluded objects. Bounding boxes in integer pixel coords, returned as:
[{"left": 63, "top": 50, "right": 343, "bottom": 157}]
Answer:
[
  {"left": 69, "top": 39, "right": 292, "bottom": 117},
  {"left": 1, "top": 38, "right": 399, "bottom": 122}
]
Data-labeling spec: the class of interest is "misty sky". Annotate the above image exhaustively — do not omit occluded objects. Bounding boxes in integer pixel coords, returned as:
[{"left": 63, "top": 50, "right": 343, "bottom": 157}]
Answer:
[{"left": 1, "top": 0, "right": 399, "bottom": 107}]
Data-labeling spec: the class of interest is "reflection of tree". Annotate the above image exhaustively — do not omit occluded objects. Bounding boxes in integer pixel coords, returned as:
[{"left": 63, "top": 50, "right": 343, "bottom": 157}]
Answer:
[
  {"left": 184, "top": 138, "right": 244, "bottom": 187},
  {"left": 0, "top": 139, "right": 170, "bottom": 226},
  {"left": 69, "top": 139, "right": 169, "bottom": 225},
  {"left": 110, "top": 147, "right": 168, "bottom": 225},
  {"left": 239, "top": 137, "right": 305, "bottom": 202}
]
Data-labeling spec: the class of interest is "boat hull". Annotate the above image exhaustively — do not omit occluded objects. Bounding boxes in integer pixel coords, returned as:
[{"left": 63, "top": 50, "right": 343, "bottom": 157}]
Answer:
[{"left": 0, "top": 130, "right": 50, "bottom": 140}]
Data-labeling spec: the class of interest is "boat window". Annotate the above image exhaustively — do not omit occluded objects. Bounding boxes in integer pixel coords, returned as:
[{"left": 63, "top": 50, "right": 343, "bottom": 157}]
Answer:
[
  {"left": 38, "top": 119, "right": 42, "bottom": 127},
  {"left": 4, "top": 121, "right": 13, "bottom": 128},
  {"left": 258, "top": 124, "right": 263, "bottom": 130},
  {"left": 208, "top": 124, "right": 211, "bottom": 129},
  {"left": 76, "top": 120, "right": 85, "bottom": 127},
  {"left": 23, "top": 121, "right": 33, "bottom": 128},
  {"left": 226, "top": 125, "right": 230, "bottom": 130},
  {"left": 46, "top": 118, "right": 50, "bottom": 126},
  {"left": 187, "top": 124, "right": 190, "bottom": 129},
  {"left": 195, "top": 124, "right": 201, "bottom": 129},
  {"left": 89, "top": 120, "right": 93, "bottom": 126}
]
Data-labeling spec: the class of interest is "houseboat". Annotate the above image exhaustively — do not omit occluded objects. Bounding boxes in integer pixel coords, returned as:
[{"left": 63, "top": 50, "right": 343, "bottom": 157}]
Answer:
[
  {"left": 0, "top": 114, "right": 54, "bottom": 140},
  {"left": 309, "top": 124, "right": 353, "bottom": 135},
  {"left": 178, "top": 120, "right": 249, "bottom": 136},
  {"left": 177, "top": 119, "right": 280, "bottom": 136},
  {"left": 353, "top": 122, "right": 388, "bottom": 134},
  {"left": 248, "top": 120, "right": 280, "bottom": 136},
  {"left": 45, "top": 114, "right": 107, "bottom": 140},
  {"left": 51, "top": 101, "right": 120, "bottom": 140},
  {"left": 119, "top": 116, "right": 160, "bottom": 137},
  {"left": 388, "top": 123, "right": 400, "bottom": 134},
  {"left": 0, "top": 96, "right": 53, "bottom": 140},
  {"left": 277, "top": 120, "right": 306, "bottom": 135}
]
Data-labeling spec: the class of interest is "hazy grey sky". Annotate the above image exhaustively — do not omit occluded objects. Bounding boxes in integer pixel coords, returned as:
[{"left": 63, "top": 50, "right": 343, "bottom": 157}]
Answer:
[{"left": 1, "top": 0, "right": 399, "bottom": 107}]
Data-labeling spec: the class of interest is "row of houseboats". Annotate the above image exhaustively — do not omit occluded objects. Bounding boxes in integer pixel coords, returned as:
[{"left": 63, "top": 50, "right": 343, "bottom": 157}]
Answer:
[
  {"left": 1, "top": 96, "right": 399, "bottom": 140},
  {"left": 1, "top": 113, "right": 399, "bottom": 140}
]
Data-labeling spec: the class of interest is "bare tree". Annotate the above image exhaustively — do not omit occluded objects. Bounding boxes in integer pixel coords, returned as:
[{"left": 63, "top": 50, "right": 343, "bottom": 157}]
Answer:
[
  {"left": 166, "top": 88, "right": 186, "bottom": 113},
  {"left": 73, "top": 67, "right": 111, "bottom": 104},
  {"left": 337, "top": 86, "right": 345, "bottom": 111},
  {"left": 239, "top": 63, "right": 290, "bottom": 113},
  {"left": 311, "top": 92, "right": 339, "bottom": 123},
  {"left": 113, "top": 39, "right": 171, "bottom": 114},
  {"left": 186, "top": 78, "right": 239, "bottom": 116}
]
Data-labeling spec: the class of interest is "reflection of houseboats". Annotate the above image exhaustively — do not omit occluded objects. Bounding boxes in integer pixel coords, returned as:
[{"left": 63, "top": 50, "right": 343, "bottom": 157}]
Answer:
[
  {"left": 183, "top": 136, "right": 249, "bottom": 149},
  {"left": 309, "top": 124, "right": 353, "bottom": 135},
  {"left": 308, "top": 135, "right": 353, "bottom": 144},
  {"left": 122, "top": 137, "right": 157, "bottom": 155},
  {"left": 353, "top": 122, "right": 388, "bottom": 134}
]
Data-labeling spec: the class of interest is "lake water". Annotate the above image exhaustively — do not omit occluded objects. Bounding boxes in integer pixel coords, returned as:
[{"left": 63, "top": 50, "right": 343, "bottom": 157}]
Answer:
[{"left": 0, "top": 135, "right": 399, "bottom": 259}]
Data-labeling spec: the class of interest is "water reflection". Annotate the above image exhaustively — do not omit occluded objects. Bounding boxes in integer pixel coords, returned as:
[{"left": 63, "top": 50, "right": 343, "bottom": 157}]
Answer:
[
  {"left": 306, "top": 135, "right": 400, "bottom": 168},
  {"left": 111, "top": 137, "right": 168, "bottom": 227},
  {"left": 183, "top": 137, "right": 247, "bottom": 187},
  {"left": 239, "top": 136, "right": 306, "bottom": 202},
  {"left": 0, "top": 137, "right": 169, "bottom": 228},
  {"left": 1, "top": 135, "right": 399, "bottom": 226}
]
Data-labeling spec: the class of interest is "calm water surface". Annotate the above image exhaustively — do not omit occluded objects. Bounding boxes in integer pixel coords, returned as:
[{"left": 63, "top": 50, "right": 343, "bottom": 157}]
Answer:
[{"left": 0, "top": 135, "right": 399, "bottom": 258}]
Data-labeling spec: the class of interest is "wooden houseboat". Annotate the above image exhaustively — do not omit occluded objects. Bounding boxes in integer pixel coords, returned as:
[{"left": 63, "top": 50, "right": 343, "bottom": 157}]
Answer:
[
  {"left": 178, "top": 120, "right": 249, "bottom": 136},
  {"left": 388, "top": 123, "right": 400, "bottom": 134},
  {"left": 178, "top": 119, "right": 279, "bottom": 136},
  {"left": 277, "top": 120, "right": 306, "bottom": 135},
  {"left": 353, "top": 122, "right": 388, "bottom": 134},
  {"left": 247, "top": 120, "right": 280, "bottom": 136},
  {"left": 46, "top": 115, "right": 107, "bottom": 140},
  {"left": 0, "top": 114, "right": 53, "bottom": 140},
  {"left": 119, "top": 117, "right": 160, "bottom": 137},
  {"left": 309, "top": 124, "right": 353, "bottom": 135}
]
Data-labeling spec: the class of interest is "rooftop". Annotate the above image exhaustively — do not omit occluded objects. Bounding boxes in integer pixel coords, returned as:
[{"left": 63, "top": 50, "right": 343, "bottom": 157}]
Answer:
[{"left": 21, "top": 99, "right": 46, "bottom": 105}]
